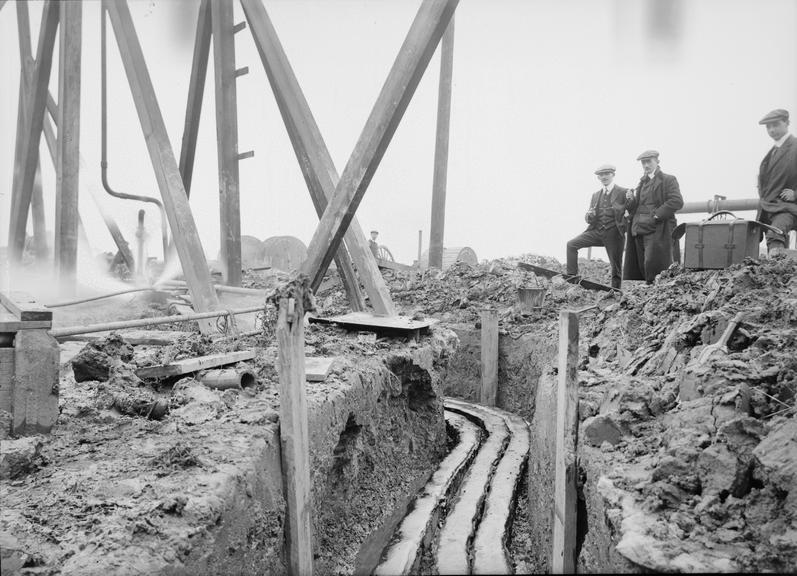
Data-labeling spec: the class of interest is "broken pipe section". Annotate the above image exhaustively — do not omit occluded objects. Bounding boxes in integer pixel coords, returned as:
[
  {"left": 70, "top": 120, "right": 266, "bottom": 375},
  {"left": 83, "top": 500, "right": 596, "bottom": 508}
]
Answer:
[{"left": 199, "top": 369, "right": 257, "bottom": 391}]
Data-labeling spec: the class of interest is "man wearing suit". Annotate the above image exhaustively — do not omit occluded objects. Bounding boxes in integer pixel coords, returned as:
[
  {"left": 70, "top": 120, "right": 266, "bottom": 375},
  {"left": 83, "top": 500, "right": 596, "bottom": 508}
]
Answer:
[
  {"left": 566, "top": 164, "right": 628, "bottom": 288},
  {"left": 757, "top": 108, "right": 797, "bottom": 255},
  {"left": 623, "top": 150, "right": 683, "bottom": 284}
]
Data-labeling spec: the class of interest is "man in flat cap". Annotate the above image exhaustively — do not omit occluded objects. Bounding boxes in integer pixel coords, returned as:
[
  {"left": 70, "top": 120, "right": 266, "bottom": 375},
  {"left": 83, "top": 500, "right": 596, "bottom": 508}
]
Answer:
[
  {"left": 369, "top": 230, "right": 380, "bottom": 258},
  {"left": 757, "top": 109, "right": 797, "bottom": 255},
  {"left": 623, "top": 150, "right": 684, "bottom": 283},
  {"left": 565, "top": 164, "right": 629, "bottom": 288}
]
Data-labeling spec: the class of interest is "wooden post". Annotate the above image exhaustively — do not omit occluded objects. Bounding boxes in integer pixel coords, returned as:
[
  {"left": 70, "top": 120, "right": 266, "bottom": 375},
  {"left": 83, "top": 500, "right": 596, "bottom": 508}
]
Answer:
[
  {"left": 178, "top": 0, "right": 211, "bottom": 198},
  {"left": 54, "top": 0, "right": 82, "bottom": 293},
  {"left": 15, "top": 2, "right": 49, "bottom": 265},
  {"left": 276, "top": 293, "right": 314, "bottom": 575},
  {"left": 8, "top": 1, "right": 59, "bottom": 263},
  {"left": 428, "top": 16, "right": 454, "bottom": 270},
  {"left": 105, "top": 0, "right": 219, "bottom": 332},
  {"left": 553, "top": 310, "right": 579, "bottom": 574},
  {"left": 479, "top": 308, "right": 499, "bottom": 406},
  {"left": 300, "top": 0, "right": 459, "bottom": 291},
  {"left": 417, "top": 229, "right": 423, "bottom": 268},
  {"left": 211, "top": 0, "right": 242, "bottom": 287},
  {"left": 242, "top": 0, "right": 394, "bottom": 314}
]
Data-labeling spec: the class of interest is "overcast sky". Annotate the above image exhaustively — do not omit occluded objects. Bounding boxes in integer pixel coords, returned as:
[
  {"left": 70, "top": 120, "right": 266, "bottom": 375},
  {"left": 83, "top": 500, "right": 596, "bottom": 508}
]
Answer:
[{"left": 1, "top": 0, "right": 796, "bottom": 272}]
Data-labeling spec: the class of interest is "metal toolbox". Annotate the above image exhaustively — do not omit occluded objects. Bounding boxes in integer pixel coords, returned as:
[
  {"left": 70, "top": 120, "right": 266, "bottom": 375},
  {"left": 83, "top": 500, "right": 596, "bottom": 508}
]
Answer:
[{"left": 680, "top": 211, "right": 779, "bottom": 270}]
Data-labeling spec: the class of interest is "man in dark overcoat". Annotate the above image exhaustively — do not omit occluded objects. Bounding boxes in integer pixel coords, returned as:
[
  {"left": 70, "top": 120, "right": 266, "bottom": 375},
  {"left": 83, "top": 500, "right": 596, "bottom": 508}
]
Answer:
[
  {"left": 757, "top": 108, "right": 797, "bottom": 254},
  {"left": 623, "top": 150, "right": 683, "bottom": 283},
  {"left": 566, "top": 164, "right": 628, "bottom": 288}
]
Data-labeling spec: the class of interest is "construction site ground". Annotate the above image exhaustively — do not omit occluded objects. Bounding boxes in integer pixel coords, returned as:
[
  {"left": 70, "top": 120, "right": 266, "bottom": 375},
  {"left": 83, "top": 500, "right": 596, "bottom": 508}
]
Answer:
[{"left": 2, "top": 254, "right": 796, "bottom": 574}]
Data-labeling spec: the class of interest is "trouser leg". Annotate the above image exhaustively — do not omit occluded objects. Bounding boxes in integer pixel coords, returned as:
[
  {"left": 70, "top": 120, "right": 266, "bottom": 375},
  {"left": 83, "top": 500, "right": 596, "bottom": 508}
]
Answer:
[
  {"left": 602, "top": 228, "right": 624, "bottom": 288},
  {"left": 766, "top": 212, "right": 797, "bottom": 252},
  {"left": 566, "top": 230, "right": 603, "bottom": 276}
]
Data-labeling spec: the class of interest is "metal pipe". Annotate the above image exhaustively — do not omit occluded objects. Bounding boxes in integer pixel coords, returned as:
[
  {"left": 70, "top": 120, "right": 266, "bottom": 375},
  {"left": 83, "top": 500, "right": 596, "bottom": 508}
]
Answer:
[
  {"left": 158, "top": 279, "right": 268, "bottom": 297},
  {"left": 199, "top": 368, "right": 257, "bottom": 390},
  {"left": 679, "top": 197, "right": 760, "bottom": 215},
  {"left": 50, "top": 305, "right": 263, "bottom": 338},
  {"left": 45, "top": 286, "right": 166, "bottom": 308},
  {"left": 101, "top": 6, "right": 169, "bottom": 262}
]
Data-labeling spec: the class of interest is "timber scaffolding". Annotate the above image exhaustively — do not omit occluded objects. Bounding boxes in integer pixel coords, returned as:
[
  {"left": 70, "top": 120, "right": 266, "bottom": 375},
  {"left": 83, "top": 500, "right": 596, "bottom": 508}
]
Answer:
[{"left": 2, "top": 0, "right": 458, "bottom": 324}]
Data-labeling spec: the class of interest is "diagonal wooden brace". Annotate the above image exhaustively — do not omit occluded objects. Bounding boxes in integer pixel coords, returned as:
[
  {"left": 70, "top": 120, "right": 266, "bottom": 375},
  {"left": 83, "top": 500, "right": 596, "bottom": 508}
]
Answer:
[{"left": 301, "top": 0, "right": 460, "bottom": 291}]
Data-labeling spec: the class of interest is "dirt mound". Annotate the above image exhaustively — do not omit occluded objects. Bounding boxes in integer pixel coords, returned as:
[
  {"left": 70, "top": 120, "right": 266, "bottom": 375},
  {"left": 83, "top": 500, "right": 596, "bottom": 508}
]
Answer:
[{"left": 579, "top": 256, "right": 797, "bottom": 572}]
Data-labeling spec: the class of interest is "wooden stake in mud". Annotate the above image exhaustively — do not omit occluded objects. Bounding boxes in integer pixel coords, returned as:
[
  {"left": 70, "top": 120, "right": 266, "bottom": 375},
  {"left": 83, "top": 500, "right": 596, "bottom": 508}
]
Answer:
[
  {"left": 480, "top": 308, "right": 499, "bottom": 406},
  {"left": 553, "top": 310, "right": 579, "bottom": 573},
  {"left": 276, "top": 291, "right": 314, "bottom": 575}
]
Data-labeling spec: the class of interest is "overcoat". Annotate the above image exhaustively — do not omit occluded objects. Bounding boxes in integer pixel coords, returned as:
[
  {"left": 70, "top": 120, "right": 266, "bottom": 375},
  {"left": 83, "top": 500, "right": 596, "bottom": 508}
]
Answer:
[
  {"left": 623, "top": 169, "right": 683, "bottom": 281},
  {"left": 758, "top": 133, "right": 797, "bottom": 223}
]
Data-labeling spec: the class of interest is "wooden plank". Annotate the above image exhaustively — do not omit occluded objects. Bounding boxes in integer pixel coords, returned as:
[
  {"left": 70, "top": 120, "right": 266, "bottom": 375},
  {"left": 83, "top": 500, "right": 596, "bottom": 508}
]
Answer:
[
  {"left": 54, "top": 0, "right": 82, "bottom": 292},
  {"left": 300, "top": 0, "right": 459, "bottom": 290},
  {"left": 136, "top": 350, "right": 255, "bottom": 379},
  {"left": 308, "top": 311, "right": 437, "bottom": 333},
  {"left": 376, "top": 258, "right": 416, "bottom": 272},
  {"left": 428, "top": 16, "right": 455, "bottom": 270},
  {"left": 211, "top": 0, "right": 242, "bottom": 287},
  {"left": 179, "top": 0, "right": 211, "bottom": 198},
  {"left": 8, "top": 1, "right": 59, "bottom": 263},
  {"left": 56, "top": 329, "right": 186, "bottom": 346},
  {"left": 276, "top": 295, "right": 314, "bottom": 576},
  {"left": 552, "top": 310, "right": 579, "bottom": 574},
  {"left": 479, "top": 308, "right": 498, "bottom": 406},
  {"left": 517, "top": 262, "right": 615, "bottom": 293},
  {"left": 0, "top": 291, "right": 52, "bottom": 322},
  {"left": 105, "top": 0, "right": 220, "bottom": 333},
  {"left": 241, "top": 0, "right": 380, "bottom": 313},
  {"left": 0, "top": 308, "right": 52, "bottom": 331},
  {"left": 305, "top": 356, "right": 336, "bottom": 382},
  {"left": 13, "top": 329, "right": 60, "bottom": 434}
]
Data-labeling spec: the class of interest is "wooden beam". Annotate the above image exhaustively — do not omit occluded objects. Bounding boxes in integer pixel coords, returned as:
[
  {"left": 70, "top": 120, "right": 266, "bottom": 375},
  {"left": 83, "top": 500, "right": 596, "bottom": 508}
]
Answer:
[
  {"left": 178, "top": 0, "right": 211, "bottom": 198},
  {"left": 428, "top": 16, "right": 455, "bottom": 270},
  {"left": 241, "top": 0, "right": 394, "bottom": 314},
  {"left": 15, "top": 2, "right": 49, "bottom": 264},
  {"left": 54, "top": 0, "right": 82, "bottom": 292},
  {"left": 8, "top": 1, "right": 59, "bottom": 263},
  {"left": 276, "top": 294, "right": 314, "bottom": 576},
  {"left": 211, "top": 0, "right": 242, "bottom": 287},
  {"left": 12, "top": 329, "right": 59, "bottom": 435},
  {"left": 553, "top": 310, "right": 579, "bottom": 574},
  {"left": 88, "top": 188, "right": 136, "bottom": 272},
  {"left": 479, "top": 308, "right": 498, "bottom": 406},
  {"left": 104, "top": 0, "right": 219, "bottom": 332},
  {"left": 136, "top": 350, "right": 255, "bottom": 379},
  {"left": 301, "top": 0, "right": 459, "bottom": 290}
]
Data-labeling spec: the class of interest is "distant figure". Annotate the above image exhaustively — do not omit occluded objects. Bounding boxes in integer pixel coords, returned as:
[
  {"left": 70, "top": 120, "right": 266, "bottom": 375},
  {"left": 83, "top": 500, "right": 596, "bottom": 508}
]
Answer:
[
  {"left": 757, "top": 108, "right": 797, "bottom": 255},
  {"left": 623, "top": 150, "right": 684, "bottom": 284},
  {"left": 369, "top": 230, "right": 380, "bottom": 259},
  {"left": 565, "top": 164, "right": 629, "bottom": 289}
]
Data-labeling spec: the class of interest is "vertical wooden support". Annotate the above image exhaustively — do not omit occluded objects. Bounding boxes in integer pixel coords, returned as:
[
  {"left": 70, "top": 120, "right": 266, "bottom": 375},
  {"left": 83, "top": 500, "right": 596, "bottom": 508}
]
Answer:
[
  {"left": 15, "top": 1, "right": 49, "bottom": 264},
  {"left": 417, "top": 229, "right": 423, "bottom": 267},
  {"left": 241, "top": 0, "right": 386, "bottom": 313},
  {"left": 428, "top": 16, "right": 455, "bottom": 270},
  {"left": 105, "top": 0, "right": 219, "bottom": 332},
  {"left": 211, "top": 0, "right": 242, "bottom": 286},
  {"left": 179, "top": 0, "right": 211, "bottom": 198},
  {"left": 276, "top": 294, "right": 314, "bottom": 576},
  {"left": 553, "top": 310, "right": 579, "bottom": 574},
  {"left": 479, "top": 308, "right": 499, "bottom": 406},
  {"left": 12, "top": 329, "right": 59, "bottom": 435},
  {"left": 301, "top": 0, "right": 459, "bottom": 291},
  {"left": 54, "top": 0, "right": 82, "bottom": 292},
  {"left": 8, "top": 1, "right": 59, "bottom": 263}
]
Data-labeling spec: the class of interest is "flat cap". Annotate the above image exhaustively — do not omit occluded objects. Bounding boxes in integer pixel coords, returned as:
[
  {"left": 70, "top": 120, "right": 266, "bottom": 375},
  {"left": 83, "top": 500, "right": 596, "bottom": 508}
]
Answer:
[
  {"left": 594, "top": 163, "right": 616, "bottom": 175},
  {"left": 759, "top": 109, "right": 789, "bottom": 125},
  {"left": 636, "top": 149, "right": 660, "bottom": 161}
]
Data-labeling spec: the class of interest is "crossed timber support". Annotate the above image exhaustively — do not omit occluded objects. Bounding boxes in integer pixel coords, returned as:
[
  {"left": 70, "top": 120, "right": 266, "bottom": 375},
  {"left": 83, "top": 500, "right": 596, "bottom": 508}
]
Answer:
[{"left": 300, "top": 0, "right": 460, "bottom": 292}]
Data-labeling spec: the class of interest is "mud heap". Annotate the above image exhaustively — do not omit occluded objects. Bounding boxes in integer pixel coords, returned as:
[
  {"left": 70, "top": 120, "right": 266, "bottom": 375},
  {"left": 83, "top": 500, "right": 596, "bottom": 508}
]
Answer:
[{"left": 578, "top": 256, "right": 797, "bottom": 573}]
